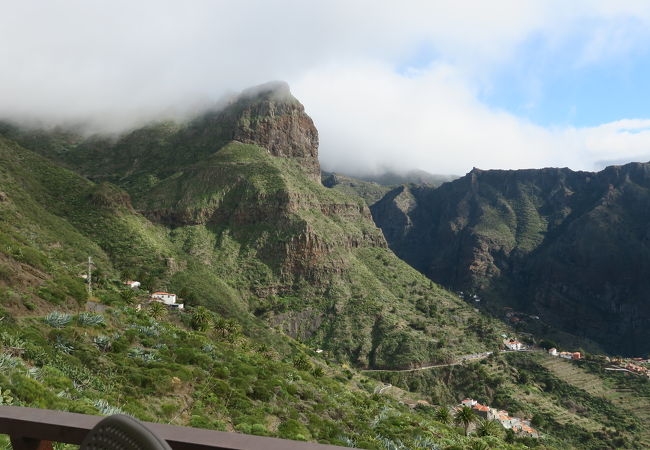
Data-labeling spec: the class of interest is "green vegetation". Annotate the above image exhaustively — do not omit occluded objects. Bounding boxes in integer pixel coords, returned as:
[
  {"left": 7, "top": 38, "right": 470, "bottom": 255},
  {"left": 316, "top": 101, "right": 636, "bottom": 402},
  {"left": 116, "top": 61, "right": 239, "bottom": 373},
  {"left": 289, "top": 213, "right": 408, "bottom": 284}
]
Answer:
[{"left": 0, "top": 304, "right": 522, "bottom": 449}]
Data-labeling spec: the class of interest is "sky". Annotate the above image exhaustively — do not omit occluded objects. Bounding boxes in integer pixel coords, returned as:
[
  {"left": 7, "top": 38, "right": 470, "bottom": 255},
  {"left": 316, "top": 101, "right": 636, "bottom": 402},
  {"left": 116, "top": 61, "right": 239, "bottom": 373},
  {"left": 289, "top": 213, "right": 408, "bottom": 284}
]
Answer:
[{"left": 1, "top": 1, "right": 650, "bottom": 176}]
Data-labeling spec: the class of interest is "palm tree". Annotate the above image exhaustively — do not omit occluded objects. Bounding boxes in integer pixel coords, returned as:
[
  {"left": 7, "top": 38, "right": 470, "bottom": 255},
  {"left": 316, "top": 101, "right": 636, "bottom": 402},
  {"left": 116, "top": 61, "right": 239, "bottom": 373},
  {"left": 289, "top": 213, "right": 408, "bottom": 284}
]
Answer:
[
  {"left": 148, "top": 301, "right": 167, "bottom": 320},
  {"left": 454, "top": 405, "right": 477, "bottom": 436},
  {"left": 119, "top": 288, "right": 136, "bottom": 305},
  {"left": 191, "top": 306, "right": 211, "bottom": 331},
  {"left": 434, "top": 406, "right": 452, "bottom": 425},
  {"left": 476, "top": 418, "right": 502, "bottom": 437},
  {"left": 468, "top": 440, "right": 489, "bottom": 450}
]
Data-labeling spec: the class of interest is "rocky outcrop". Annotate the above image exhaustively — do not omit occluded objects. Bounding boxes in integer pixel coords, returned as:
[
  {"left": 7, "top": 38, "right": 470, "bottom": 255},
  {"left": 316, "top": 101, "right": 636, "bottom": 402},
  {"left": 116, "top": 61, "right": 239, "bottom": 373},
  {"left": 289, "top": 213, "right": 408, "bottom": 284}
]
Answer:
[{"left": 231, "top": 82, "right": 320, "bottom": 181}]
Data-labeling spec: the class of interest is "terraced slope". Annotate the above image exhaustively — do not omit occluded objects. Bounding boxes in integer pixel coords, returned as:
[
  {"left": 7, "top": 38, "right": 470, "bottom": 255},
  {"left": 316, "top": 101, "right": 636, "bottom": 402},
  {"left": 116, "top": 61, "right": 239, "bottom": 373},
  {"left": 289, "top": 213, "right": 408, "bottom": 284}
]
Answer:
[{"left": 542, "top": 357, "right": 650, "bottom": 447}]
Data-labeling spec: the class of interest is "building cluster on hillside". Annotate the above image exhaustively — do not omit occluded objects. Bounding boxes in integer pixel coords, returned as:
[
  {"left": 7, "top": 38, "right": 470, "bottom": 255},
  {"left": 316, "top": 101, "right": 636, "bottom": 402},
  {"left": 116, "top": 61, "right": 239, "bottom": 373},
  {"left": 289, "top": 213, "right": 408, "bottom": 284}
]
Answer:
[
  {"left": 121, "top": 280, "right": 185, "bottom": 310},
  {"left": 458, "top": 399, "right": 539, "bottom": 438},
  {"left": 548, "top": 348, "right": 581, "bottom": 360},
  {"left": 608, "top": 358, "right": 650, "bottom": 377}
]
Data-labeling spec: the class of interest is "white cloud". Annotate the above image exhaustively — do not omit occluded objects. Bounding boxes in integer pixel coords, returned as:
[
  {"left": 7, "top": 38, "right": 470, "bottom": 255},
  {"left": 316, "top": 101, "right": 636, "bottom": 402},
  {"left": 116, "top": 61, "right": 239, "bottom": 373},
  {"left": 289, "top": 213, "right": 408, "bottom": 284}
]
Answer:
[{"left": 1, "top": 0, "right": 649, "bottom": 172}]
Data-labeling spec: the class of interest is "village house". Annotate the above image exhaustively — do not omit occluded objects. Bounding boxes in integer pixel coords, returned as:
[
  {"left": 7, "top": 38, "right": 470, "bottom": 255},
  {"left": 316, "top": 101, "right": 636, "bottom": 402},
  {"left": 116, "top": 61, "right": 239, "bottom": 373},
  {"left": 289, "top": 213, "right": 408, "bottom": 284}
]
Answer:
[
  {"left": 151, "top": 292, "right": 177, "bottom": 304},
  {"left": 151, "top": 292, "right": 184, "bottom": 310},
  {"left": 548, "top": 348, "right": 581, "bottom": 360},
  {"left": 124, "top": 280, "right": 141, "bottom": 289},
  {"left": 504, "top": 339, "right": 524, "bottom": 351},
  {"left": 559, "top": 351, "right": 581, "bottom": 360}
]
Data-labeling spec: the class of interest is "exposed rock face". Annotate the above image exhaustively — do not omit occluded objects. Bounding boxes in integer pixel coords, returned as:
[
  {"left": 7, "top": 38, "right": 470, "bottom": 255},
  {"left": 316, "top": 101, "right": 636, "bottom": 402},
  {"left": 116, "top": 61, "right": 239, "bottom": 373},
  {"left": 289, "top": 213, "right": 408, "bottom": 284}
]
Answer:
[
  {"left": 371, "top": 163, "right": 650, "bottom": 356},
  {"left": 231, "top": 82, "right": 320, "bottom": 181}
]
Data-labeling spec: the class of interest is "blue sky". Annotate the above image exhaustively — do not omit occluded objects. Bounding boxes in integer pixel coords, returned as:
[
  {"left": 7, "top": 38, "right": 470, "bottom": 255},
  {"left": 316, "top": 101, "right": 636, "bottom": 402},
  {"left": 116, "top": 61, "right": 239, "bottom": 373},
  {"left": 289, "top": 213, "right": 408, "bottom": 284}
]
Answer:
[
  {"left": 480, "top": 29, "right": 650, "bottom": 128},
  {"left": 2, "top": 1, "right": 650, "bottom": 174}
]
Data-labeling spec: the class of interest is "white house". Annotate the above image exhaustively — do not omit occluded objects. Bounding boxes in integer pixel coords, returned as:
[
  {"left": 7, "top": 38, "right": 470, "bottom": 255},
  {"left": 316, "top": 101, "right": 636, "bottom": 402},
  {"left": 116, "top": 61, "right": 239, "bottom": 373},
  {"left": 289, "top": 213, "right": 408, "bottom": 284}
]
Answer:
[
  {"left": 124, "top": 280, "right": 141, "bottom": 289},
  {"left": 504, "top": 339, "right": 524, "bottom": 351},
  {"left": 461, "top": 398, "right": 478, "bottom": 407},
  {"left": 151, "top": 292, "right": 177, "bottom": 305},
  {"left": 548, "top": 348, "right": 558, "bottom": 356},
  {"left": 151, "top": 292, "right": 184, "bottom": 309}
]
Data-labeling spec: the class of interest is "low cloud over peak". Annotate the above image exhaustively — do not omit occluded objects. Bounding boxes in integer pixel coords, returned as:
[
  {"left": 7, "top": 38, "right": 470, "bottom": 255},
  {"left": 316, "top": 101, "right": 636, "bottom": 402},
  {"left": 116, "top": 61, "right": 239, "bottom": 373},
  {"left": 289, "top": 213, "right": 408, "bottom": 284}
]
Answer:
[{"left": 2, "top": 1, "right": 650, "bottom": 174}]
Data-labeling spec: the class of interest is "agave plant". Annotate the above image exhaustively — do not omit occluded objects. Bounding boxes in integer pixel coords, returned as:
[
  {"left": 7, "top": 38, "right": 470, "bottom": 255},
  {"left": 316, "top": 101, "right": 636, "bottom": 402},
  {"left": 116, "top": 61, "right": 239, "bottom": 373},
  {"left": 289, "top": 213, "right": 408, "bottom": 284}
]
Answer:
[
  {"left": 54, "top": 336, "right": 74, "bottom": 354},
  {"left": 376, "top": 436, "right": 408, "bottom": 450},
  {"left": 201, "top": 344, "right": 215, "bottom": 353},
  {"left": 26, "top": 367, "right": 41, "bottom": 380},
  {"left": 93, "top": 335, "right": 112, "bottom": 351},
  {"left": 337, "top": 436, "right": 357, "bottom": 448},
  {"left": 0, "top": 332, "right": 25, "bottom": 349},
  {"left": 44, "top": 312, "right": 72, "bottom": 328},
  {"left": 93, "top": 399, "right": 126, "bottom": 416},
  {"left": 128, "top": 347, "right": 160, "bottom": 363},
  {"left": 131, "top": 325, "right": 159, "bottom": 337},
  {"left": 77, "top": 312, "right": 105, "bottom": 326},
  {"left": 0, "top": 353, "right": 23, "bottom": 369},
  {"left": 412, "top": 436, "right": 441, "bottom": 450}
]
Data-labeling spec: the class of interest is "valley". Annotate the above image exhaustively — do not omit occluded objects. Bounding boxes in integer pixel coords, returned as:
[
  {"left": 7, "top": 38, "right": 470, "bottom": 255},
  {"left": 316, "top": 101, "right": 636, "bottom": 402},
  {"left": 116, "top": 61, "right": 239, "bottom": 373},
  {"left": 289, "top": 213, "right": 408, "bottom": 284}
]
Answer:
[{"left": 1, "top": 82, "right": 650, "bottom": 449}]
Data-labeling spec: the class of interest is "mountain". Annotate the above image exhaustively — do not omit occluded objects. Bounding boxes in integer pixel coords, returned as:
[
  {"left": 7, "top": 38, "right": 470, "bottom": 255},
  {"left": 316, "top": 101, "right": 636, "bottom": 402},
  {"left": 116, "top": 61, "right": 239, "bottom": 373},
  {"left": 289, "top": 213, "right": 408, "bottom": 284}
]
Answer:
[
  {"left": 0, "top": 82, "right": 500, "bottom": 371},
  {"left": 371, "top": 165, "right": 650, "bottom": 356},
  {"left": 3, "top": 82, "right": 650, "bottom": 448}
]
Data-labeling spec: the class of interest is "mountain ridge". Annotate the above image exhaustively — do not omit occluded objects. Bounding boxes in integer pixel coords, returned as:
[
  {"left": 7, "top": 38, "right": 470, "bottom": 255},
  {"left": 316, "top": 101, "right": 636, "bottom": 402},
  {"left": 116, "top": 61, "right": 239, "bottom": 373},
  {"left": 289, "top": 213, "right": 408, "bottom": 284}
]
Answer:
[{"left": 371, "top": 161, "right": 650, "bottom": 356}]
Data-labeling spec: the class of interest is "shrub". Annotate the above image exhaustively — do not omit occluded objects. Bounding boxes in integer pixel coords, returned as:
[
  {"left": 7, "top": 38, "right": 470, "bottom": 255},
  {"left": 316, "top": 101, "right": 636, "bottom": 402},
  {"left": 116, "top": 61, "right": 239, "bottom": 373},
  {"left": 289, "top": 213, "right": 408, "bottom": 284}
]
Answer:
[
  {"left": 0, "top": 388, "right": 13, "bottom": 405},
  {"left": 278, "top": 419, "right": 311, "bottom": 441},
  {"left": 23, "top": 301, "right": 36, "bottom": 311}
]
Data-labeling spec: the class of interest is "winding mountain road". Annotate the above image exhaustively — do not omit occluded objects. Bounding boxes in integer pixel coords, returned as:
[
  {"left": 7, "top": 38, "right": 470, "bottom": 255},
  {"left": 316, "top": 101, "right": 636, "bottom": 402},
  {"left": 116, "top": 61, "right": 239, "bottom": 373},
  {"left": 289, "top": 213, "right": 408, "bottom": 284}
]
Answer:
[{"left": 362, "top": 351, "right": 495, "bottom": 373}]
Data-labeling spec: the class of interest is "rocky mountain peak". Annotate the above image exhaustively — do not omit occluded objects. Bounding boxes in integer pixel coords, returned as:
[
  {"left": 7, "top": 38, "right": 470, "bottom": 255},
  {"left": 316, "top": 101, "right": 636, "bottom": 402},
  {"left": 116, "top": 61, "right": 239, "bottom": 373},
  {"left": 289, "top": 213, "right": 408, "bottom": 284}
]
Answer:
[{"left": 224, "top": 81, "right": 321, "bottom": 181}]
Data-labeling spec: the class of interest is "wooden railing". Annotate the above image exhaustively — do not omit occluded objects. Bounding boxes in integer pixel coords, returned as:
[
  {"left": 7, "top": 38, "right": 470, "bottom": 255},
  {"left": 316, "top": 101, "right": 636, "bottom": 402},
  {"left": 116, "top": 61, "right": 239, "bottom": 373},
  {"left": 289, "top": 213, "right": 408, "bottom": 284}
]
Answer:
[{"left": 0, "top": 406, "right": 349, "bottom": 450}]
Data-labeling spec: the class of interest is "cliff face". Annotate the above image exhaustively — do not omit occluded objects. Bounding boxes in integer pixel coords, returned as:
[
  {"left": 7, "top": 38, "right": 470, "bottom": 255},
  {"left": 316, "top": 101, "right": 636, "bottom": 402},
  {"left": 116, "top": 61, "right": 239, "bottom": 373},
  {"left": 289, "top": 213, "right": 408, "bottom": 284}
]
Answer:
[
  {"left": 371, "top": 163, "right": 650, "bottom": 355},
  {"left": 230, "top": 82, "right": 321, "bottom": 181}
]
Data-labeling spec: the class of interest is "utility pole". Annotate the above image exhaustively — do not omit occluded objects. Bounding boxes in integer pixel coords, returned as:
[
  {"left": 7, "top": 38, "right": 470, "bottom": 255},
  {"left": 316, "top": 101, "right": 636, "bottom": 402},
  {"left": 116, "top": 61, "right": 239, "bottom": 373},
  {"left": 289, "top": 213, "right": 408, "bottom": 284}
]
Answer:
[{"left": 87, "top": 256, "right": 93, "bottom": 298}]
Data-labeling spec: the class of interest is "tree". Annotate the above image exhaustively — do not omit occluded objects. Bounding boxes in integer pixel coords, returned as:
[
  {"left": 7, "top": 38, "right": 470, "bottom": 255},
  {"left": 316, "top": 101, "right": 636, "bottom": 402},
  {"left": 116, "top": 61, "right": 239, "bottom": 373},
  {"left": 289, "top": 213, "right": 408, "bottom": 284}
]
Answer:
[
  {"left": 468, "top": 440, "right": 489, "bottom": 450},
  {"left": 214, "top": 316, "right": 242, "bottom": 342},
  {"left": 292, "top": 354, "right": 312, "bottom": 371},
  {"left": 148, "top": 301, "right": 167, "bottom": 320},
  {"left": 434, "top": 406, "right": 452, "bottom": 425},
  {"left": 476, "top": 418, "right": 502, "bottom": 437},
  {"left": 191, "top": 306, "right": 211, "bottom": 331},
  {"left": 454, "top": 405, "right": 477, "bottom": 436},
  {"left": 119, "top": 288, "right": 137, "bottom": 305}
]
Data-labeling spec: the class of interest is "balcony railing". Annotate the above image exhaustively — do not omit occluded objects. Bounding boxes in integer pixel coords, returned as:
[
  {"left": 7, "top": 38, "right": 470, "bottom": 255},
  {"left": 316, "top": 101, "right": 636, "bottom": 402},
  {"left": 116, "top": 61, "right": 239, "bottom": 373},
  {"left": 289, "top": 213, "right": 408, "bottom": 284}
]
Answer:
[{"left": 0, "top": 406, "right": 348, "bottom": 450}]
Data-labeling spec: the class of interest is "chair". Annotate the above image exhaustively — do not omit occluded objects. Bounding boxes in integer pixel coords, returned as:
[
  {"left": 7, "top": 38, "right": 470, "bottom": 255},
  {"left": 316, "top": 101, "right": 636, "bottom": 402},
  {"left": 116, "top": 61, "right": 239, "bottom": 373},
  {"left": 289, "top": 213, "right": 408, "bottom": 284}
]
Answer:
[{"left": 80, "top": 414, "right": 172, "bottom": 450}]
